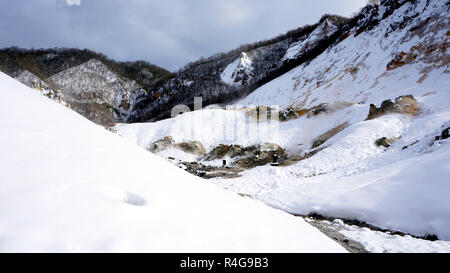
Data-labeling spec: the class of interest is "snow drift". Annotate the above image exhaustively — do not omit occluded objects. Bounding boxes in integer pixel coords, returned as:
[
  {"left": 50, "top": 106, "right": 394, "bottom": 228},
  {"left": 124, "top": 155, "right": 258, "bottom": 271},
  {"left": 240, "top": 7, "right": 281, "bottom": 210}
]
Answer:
[{"left": 0, "top": 72, "right": 345, "bottom": 252}]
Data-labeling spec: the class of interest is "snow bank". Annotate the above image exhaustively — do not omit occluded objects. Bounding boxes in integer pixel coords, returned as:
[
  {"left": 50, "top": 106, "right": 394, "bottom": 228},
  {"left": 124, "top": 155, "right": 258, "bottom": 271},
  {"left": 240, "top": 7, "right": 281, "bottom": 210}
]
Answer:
[{"left": 0, "top": 72, "right": 345, "bottom": 252}]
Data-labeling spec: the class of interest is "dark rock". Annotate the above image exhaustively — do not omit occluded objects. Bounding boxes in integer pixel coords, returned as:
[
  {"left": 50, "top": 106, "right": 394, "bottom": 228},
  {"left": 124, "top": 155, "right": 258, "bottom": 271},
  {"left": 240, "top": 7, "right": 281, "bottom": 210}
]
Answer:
[
  {"left": 402, "top": 140, "right": 419, "bottom": 150},
  {"left": 234, "top": 143, "right": 286, "bottom": 169},
  {"left": 279, "top": 107, "right": 299, "bottom": 121},
  {"left": 367, "top": 100, "right": 394, "bottom": 120},
  {"left": 204, "top": 144, "right": 245, "bottom": 160},
  {"left": 442, "top": 127, "right": 450, "bottom": 140},
  {"left": 423, "top": 234, "right": 439, "bottom": 241},
  {"left": 367, "top": 95, "right": 420, "bottom": 120},
  {"left": 435, "top": 127, "right": 449, "bottom": 141},
  {"left": 375, "top": 137, "right": 392, "bottom": 148},
  {"left": 227, "top": 145, "right": 245, "bottom": 157},
  {"left": 204, "top": 144, "right": 230, "bottom": 160},
  {"left": 375, "top": 136, "right": 400, "bottom": 148},
  {"left": 179, "top": 161, "right": 243, "bottom": 179},
  {"left": 307, "top": 103, "right": 329, "bottom": 117},
  {"left": 277, "top": 107, "right": 308, "bottom": 121},
  {"left": 311, "top": 139, "right": 326, "bottom": 149}
]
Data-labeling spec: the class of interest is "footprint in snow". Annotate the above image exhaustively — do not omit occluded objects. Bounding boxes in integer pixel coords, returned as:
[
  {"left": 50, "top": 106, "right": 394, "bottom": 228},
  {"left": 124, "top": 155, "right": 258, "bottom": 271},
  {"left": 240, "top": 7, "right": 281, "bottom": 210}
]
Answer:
[
  {"left": 122, "top": 192, "right": 147, "bottom": 206},
  {"left": 102, "top": 187, "right": 147, "bottom": 206}
]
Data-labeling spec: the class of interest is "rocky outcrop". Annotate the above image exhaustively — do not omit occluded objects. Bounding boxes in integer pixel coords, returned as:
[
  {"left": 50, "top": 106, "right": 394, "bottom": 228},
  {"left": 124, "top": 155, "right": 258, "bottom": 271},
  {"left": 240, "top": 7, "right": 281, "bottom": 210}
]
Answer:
[
  {"left": 148, "top": 136, "right": 174, "bottom": 153},
  {"left": 435, "top": 127, "right": 449, "bottom": 141},
  {"left": 279, "top": 107, "right": 308, "bottom": 121},
  {"left": 203, "top": 143, "right": 287, "bottom": 169},
  {"left": 233, "top": 143, "right": 286, "bottom": 169},
  {"left": 366, "top": 95, "right": 420, "bottom": 120},
  {"left": 204, "top": 144, "right": 245, "bottom": 161},
  {"left": 147, "top": 137, "right": 206, "bottom": 156},
  {"left": 306, "top": 103, "right": 330, "bottom": 117},
  {"left": 180, "top": 161, "right": 242, "bottom": 179},
  {"left": 176, "top": 141, "right": 206, "bottom": 156},
  {"left": 375, "top": 137, "right": 399, "bottom": 148}
]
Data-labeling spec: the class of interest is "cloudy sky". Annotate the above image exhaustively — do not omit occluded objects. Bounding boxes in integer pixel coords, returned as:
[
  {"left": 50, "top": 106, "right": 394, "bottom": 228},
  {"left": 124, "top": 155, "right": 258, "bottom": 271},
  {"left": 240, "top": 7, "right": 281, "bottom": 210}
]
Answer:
[{"left": 0, "top": 0, "right": 368, "bottom": 71}]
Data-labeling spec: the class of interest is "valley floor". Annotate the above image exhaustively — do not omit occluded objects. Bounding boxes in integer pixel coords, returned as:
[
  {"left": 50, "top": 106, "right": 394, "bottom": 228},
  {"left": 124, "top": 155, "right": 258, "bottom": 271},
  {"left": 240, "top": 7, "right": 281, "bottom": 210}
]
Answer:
[{"left": 116, "top": 90, "right": 450, "bottom": 253}]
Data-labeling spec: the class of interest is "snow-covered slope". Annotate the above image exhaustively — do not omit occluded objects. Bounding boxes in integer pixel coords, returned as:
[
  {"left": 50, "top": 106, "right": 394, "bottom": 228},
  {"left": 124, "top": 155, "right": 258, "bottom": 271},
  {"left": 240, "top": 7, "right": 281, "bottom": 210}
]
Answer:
[
  {"left": 221, "top": 52, "right": 254, "bottom": 85},
  {"left": 0, "top": 72, "right": 345, "bottom": 252},
  {"left": 15, "top": 70, "right": 63, "bottom": 103},
  {"left": 283, "top": 19, "right": 339, "bottom": 61},
  {"left": 47, "top": 59, "right": 148, "bottom": 125},
  {"left": 240, "top": 0, "right": 449, "bottom": 109}
]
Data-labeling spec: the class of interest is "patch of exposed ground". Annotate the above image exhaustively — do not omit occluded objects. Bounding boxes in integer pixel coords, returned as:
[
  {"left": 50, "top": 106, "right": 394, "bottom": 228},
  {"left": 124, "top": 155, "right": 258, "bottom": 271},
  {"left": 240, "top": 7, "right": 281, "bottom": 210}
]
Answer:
[
  {"left": 311, "top": 122, "right": 349, "bottom": 149},
  {"left": 375, "top": 136, "right": 401, "bottom": 148},
  {"left": 305, "top": 218, "right": 368, "bottom": 253},
  {"left": 179, "top": 161, "right": 243, "bottom": 179},
  {"left": 148, "top": 139, "right": 302, "bottom": 178}
]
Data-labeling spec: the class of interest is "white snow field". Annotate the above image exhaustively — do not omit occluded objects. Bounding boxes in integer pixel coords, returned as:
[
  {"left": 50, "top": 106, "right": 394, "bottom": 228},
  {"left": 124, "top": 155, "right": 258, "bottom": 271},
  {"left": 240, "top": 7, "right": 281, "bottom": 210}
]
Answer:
[{"left": 0, "top": 72, "right": 346, "bottom": 252}]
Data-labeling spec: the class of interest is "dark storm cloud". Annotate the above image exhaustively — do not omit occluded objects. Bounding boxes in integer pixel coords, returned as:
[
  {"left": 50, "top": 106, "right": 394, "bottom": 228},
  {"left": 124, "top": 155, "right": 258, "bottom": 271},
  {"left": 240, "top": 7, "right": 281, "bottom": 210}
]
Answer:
[{"left": 0, "top": 0, "right": 367, "bottom": 71}]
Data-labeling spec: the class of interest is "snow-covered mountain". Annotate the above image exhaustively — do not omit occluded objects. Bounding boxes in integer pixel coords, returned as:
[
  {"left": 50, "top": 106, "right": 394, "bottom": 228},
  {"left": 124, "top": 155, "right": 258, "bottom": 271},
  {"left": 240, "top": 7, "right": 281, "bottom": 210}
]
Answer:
[
  {"left": 1, "top": 1, "right": 447, "bottom": 127},
  {"left": 48, "top": 59, "right": 148, "bottom": 126},
  {"left": 1, "top": 12, "right": 352, "bottom": 123},
  {"left": 0, "top": 48, "right": 172, "bottom": 126},
  {"left": 221, "top": 52, "right": 254, "bottom": 86},
  {"left": 129, "top": 13, "right": 350, "bottom": 121},
  {"left": 282, "top": 18, "right": 340, "bottom": 61},
  {"left": 0, "top": 71, "right": 345, "bottom": 252},
  {"left": 114, "top": 0, "right": 450, "bottom": 252},
  {"left": 240, "top": 0, "right": 449, "bottom": 109}
]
